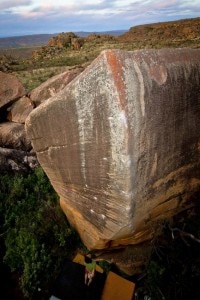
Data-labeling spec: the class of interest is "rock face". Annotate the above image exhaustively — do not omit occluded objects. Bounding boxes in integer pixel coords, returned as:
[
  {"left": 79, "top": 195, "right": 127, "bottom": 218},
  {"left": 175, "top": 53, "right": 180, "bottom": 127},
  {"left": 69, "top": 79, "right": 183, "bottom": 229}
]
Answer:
[
  {"left": 0, "top": 71, "right": 25, "bottom": 108},
  {"left": 0, "top": 72, "right": 34, "bottom": 173},
  {"left": 7, "top": 96, "right": 34, "bottom": 124},
  {"left": 0, "top": 68, "right": 82, "bottom": 173},
  {"left": 26, "top": 49, "right": 200, "bottom": 254},
  {"left": 29, "top": 68, "right": 84, "bottom": 107},
  {"left": 0, "top": 122, "right": 31, "bottom": 150}
]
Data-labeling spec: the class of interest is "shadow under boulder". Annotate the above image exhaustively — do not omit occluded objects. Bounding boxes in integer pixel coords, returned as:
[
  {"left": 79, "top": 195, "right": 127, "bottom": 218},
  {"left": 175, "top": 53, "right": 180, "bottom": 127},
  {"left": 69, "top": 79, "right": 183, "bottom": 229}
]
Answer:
[{"left": 51, "top": 261, "right": 106, "bottom": 300}]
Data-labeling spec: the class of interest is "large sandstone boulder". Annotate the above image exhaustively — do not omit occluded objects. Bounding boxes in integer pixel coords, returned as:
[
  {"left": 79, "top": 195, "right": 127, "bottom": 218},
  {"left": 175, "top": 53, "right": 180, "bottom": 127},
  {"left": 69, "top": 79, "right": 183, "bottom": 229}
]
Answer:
[
  {"left": 29, "top": 67, "right": 84, "bottom": 107},
  {"left": 26, "top": 49, "right": 200, "bottom": 252},
  {"left": 0, "top": 71, "right": 25, "bottom": 108}
]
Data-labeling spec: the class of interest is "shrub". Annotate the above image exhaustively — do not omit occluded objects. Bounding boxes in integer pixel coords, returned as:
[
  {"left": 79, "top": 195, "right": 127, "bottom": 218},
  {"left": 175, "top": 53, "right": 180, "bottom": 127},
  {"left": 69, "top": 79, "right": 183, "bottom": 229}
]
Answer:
[{"left": 0, "top": 167, "right": 82, "bottom": 299}]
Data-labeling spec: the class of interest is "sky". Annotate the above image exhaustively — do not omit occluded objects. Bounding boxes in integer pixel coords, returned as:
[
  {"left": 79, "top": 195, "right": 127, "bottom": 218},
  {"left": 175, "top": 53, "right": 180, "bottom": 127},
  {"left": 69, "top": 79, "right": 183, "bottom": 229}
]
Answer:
[{"left": 0, "top": 0, "right": 199, "bottom": 37}]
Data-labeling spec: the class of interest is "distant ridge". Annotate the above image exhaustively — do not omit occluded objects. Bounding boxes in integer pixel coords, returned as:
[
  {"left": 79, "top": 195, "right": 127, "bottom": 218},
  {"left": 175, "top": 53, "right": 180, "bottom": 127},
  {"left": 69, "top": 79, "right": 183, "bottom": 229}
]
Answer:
[
  {"left": 75, "top": 30, "right": 126, "bottom": 37},
  {"left": 120, "top": 17, "right": 200, "bottom": 43},
  {"left": 0, "top": 30, "right": 127, "bottom": 49},
  {"left": 0, "top": 34, "right": 57, "bottom": 49}
]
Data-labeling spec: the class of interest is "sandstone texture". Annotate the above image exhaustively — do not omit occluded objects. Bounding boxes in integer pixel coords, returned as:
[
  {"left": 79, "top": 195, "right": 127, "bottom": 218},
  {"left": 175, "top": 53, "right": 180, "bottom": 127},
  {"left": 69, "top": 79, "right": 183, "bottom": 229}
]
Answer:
[
  {"left": 26, "top": 49, "right": 200, "bottom": 253},
  {"left": 0, "top": 122, "right": 31, "bottom": 150},
  {"left": 0, "top": 71, "right": 35, "bottom": 172},
  {"left": 0, "top": 68, "right": 82, "bottom": 173},
  {"left": 7, "top": 96, "right": 34, "bottom": 123},
  {"left": 30, "top": 67, "right": 84, "bottom": 107},
  {"left": 0, "top": 71, "right": 25, "bottom": 108}
]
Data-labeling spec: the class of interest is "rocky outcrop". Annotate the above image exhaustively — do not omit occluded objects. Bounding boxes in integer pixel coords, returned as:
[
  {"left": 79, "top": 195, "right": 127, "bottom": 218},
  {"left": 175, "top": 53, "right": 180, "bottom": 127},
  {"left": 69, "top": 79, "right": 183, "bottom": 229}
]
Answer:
[
  {"left": 0, "top": 72, "right": 34, "bottom": 173},
  {"left": 0, "top": 67, "right": 83, "bottom": 173},
  {"left": 0, "top": 122, "right": 31, "bottom": 150},
  {"left": 0, "top": 71, "right": 25, "bottom": 108},
  {"left": 0, "top": 116, "right": 36, "bottom": 173},
  {"left": 0, "top": 147, "right": 38, "bottom": 173},
  {"left": 120, "top": 18, "right": 200, "bottom": 45},
  {"left": 7, "top": 96, "right": 34, "bottom": 123},
  {"left": 47, "top": 32, "right": 78, "bottom": 48},
  {"left": 26, "top": 47, "right": 200, "bottom": 268}
]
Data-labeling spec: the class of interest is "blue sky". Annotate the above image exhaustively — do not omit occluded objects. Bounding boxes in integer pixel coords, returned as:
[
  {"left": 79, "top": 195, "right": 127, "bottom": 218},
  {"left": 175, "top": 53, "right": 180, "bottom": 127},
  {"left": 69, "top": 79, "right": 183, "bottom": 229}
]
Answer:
[{"left": 0, "top": 0, "right": 199, "bottom": 37}]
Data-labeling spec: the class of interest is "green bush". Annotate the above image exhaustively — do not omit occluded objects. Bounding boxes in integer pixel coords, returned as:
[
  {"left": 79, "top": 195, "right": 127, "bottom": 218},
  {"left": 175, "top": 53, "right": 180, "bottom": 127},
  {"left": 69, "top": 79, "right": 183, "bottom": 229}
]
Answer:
[
  {"left": 142, "top": 204, "right": 200, "bottom": 300},
  {"left": 0, "top": 167, "right": 82, "bottom": 299}
]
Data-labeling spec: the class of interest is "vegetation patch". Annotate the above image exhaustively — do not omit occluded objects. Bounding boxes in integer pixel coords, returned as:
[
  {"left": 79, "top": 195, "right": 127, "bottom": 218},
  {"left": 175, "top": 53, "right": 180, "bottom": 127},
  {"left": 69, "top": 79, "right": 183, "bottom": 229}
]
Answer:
[
  {"left": 0, "top": 168, "right": 83, "bottom": 299},
  {"left": 0, "top": 18, "right": 199, "bottom": 93}
]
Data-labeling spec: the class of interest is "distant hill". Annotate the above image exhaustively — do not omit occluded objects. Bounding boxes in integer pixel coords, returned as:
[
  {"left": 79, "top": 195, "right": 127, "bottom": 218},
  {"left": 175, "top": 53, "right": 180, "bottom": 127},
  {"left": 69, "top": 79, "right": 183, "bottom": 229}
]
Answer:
[
  {"left": 0, "top": 34, "right": 57, "bottom": 49},
  {"left": 0, "top": 30, "right": 127, "bottom": 49},
  {"left": 1, "top": 17, "right": 199, "bottom": 76},
  {"left": 119, "top": 17, "right": 200, "bottom": 46},
  {"left": 76, "top": 30, "right": 126, "bottom": 37},
  {"left": 1, "top": 17, "right": 199, "bottom": 50}
]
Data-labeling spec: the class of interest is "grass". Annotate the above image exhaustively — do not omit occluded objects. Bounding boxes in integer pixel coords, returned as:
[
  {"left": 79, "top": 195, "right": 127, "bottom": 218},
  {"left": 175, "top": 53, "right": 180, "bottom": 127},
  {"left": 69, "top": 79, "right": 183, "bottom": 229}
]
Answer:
[
  {"left": 1, "top": 22, "right": 198, "bottom": 92},
  {"left": 13, "top": 66, "right": 72, "bottom": 92},
  {"left": 0, "top": 18, "right": 200, "bottom": 299},
  {"left": 0, "top": 46, "right": 41, "bottom": 59}
]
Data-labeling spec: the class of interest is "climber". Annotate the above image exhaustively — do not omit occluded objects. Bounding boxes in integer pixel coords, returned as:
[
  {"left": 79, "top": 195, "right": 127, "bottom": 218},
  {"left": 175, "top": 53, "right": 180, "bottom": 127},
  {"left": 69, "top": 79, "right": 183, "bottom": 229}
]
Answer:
[{"left": 84, "top": 254, "right": 96, "bottom": 286}]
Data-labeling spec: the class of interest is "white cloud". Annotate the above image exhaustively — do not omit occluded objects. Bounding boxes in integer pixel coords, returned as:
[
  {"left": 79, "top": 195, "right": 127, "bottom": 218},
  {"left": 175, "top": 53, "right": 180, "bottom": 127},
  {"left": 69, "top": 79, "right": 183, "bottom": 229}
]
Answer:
[
  {"left": 0, "top": 0, "right": 31, "bottom": 10},
  {"left": 0, "top": 0, "right": 199, "bottom": 37},
  {"left": 2, "top": 0, "right": 199, "bottom": 19}
]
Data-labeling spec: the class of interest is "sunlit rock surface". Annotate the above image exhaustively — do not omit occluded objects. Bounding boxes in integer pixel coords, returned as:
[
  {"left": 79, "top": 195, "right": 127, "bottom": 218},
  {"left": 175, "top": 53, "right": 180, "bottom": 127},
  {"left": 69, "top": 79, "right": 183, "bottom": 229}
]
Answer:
[
  {"left": 7, "top": 96, "right": 34, "bottom": 124},
  {"left": 0, "top": 71, "right": 35, "bottom": 173},
  {"left": 0, "top": 71, "right": 25, "bottom": 108},
  {"left": 29, "top": 67, "right": 84, "bottom": 107},
  {"left": 0, "top": 68, "right": 84, "bottom": 173},
  {"left": 26, "top": 49, "right": 200, "bottom": 251}
]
